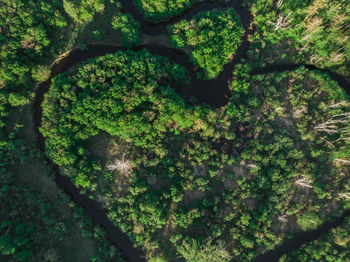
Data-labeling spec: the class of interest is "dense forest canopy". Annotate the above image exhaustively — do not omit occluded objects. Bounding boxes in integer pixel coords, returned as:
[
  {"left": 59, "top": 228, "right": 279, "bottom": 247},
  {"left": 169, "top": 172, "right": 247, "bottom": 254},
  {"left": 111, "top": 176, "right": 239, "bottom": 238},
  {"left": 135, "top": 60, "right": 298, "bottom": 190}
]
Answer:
[
  {"left": 169, "top": 8, "right": 244, "bottom": 79},
  {"left": 41, "top": 54, "right": 350, "bottom": 260},
  {"left": 249, "top": 0, "right": 350, "bottom": 78},
  {"left": 0, "top": 0, "right": 67, "bottom": 91},
  {"left": 133, "top": 0, "right": 198, "bottom": 22},
  {"left": 63, "top": 0, "right": 105, "bottom": 23},
  {"left": 40, "top": 50, "right": 193, "bottom": 189},
  {"left": 1, "top": 0, "right": 350, "bottom": 261},
  {"left": 0, "top": 109, "right": 124, "bottom": 262}
]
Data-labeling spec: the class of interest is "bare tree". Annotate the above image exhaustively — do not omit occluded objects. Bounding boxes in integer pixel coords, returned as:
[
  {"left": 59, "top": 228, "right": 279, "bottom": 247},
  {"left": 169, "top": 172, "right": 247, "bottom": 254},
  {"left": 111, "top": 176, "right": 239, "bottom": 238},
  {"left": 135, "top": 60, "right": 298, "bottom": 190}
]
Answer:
[
  {"left": 247, "top": 163, "right": 257, "bottom": 169},
  {"left": 5, "top": 225, "right": 12, "bottom": 235},
  {"left": 273, "top": 12, "right": 292, "bottom": 31},
  {"left": 107, "top": 154, "right": 132, "bottom": 174},
  {"left": 276, "top": 0, "right": 284, "bottom": 9},
  {"left": 338, "top": 193, "right": 350, "bottom": 200},
  {"left": 335, "top": 159, "right": 350, "bottom": 165},
  {"left": 314, "top": 104, "right": 350, "bottom": 154},
  {"left": 314, "top": 112, "right": 350, "bottom": 136},
  {"left": 302, "top": 17, "right": 323, "bottom": 41},
  {"left": 329, "top": 101, "right": 350, "bottom": 108},
  {"left": 329, "top": 48, "right": 345, "bottom": 64},
  {"left": 278, "top": 214, "right": 288, "bottom": 223},
  {"left": 295, "top": 177, "right": 313, "bottom": 188},
  {"left": 309, "top": 54, "right": 324, "bottom": 64}
]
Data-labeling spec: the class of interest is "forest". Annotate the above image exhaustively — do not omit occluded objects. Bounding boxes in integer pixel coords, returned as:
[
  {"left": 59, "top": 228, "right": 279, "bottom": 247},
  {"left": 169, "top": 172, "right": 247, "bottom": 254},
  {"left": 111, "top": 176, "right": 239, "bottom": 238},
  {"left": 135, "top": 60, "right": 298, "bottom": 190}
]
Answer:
[
  {"left": 1, "top": 0, "right": 350, "bottom": 261},
  {"left": 169, "top": 8, "right": 244, "bottom": 79}
]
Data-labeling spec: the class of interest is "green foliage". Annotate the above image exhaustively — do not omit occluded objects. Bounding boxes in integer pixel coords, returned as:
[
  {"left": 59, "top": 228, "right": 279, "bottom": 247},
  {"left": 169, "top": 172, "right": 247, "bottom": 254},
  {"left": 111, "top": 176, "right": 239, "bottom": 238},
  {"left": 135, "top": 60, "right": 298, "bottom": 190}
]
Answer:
[
  {"left": 0, "top": 132, "right": 125, "bottom": 262},
  {"left": 2, "top": 0, "right": 350, "bottom": 261},
  {"left": 220, "top": 67, "right": 350, "bottom": 259},
  {"left": 32, "top": 65, "right": 51, "bottom": 82},
  {"left": 40, "top": 61, "right": 350, "bottom": 261},
  {"left": 297, "top": 212, "right": 322, "bottom": 231},
  {"left": 111, "top": 13, "right": 141, "bottom": 47},
  {"left": 41, "top": 49, "right": 191, "bottom": 189},
  {"left": 0, "top": 0, "right": 67, "bottom": 98},
  {"left": 176, "top": 238, "right": 198, "bottom": 260},
  {"left": 195, "top": 239, "right": 232, "bottom": 262},
  {"left": 91, "top": 226, "right": 125, "bottom": 262},
  {"left": 63, "top": 0, "right": 105, "bottom": 23},
  {"left": 0, "top": 169, "right": 72, "bottom": 261},
  {"left": 302, "top": 0, "right": 350, "bottom": 68},
  {"left": 283, "top": 218, "right": 350, "bottom": 261},
  {"left": 8, "top": 93, "right": 29, "bottom": 107},
  {"left": 249, "top": 0, "right": 350, "bottom": 77},
  {"left": 133, "top": 0, "right": 198, "bottom": 23},
  {"left": 169, "top": 9, "right": 244, "bottom": 79},
  {"left": 93, "top": 30, "right": 103, "bottom": 40},
  {"left": 176, "top": 238, "right": 232, "bottom": 262}
]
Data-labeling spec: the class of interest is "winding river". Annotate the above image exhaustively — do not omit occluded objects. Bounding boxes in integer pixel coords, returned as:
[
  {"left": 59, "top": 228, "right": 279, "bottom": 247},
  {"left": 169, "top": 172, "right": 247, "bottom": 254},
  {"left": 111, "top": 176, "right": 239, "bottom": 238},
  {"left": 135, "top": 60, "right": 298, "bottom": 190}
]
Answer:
[{"left": 33, "top": 0, "right": 350, "bottom": 261}]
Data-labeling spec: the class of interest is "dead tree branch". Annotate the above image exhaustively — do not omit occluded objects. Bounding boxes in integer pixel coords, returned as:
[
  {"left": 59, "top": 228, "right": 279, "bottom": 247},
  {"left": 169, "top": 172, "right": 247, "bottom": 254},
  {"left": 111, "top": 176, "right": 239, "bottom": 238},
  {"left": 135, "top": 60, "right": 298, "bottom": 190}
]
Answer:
[
  {"left": 274, "top": 13, "right": 292, "bottom": 31},
  {"left": 335, "top": 158, "right": 350, "bottom": 165},
  {"left": 278, "top": 214, "right": 288, "bottom": 223},
  {"left": 339, "top": 193, "right": 350, "bottom": 200},
  {"left": 276, "top": 0, "right": 284, "bottom": 9},
  {"left": 295, "top": 177, "right": 313, "bottom": 188},
  {"left": 314, "top": 112, "right": 350, "bottom": 135},
  {"left": 107, "top": 154, "right": 132, "bottom": 174}
]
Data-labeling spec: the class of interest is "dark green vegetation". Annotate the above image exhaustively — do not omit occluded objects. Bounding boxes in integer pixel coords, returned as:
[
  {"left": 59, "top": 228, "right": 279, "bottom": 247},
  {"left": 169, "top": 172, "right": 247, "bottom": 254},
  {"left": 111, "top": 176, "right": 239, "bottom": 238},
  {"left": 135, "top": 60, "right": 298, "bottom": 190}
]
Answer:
[
  {"left": 41, "top": 50, "right": 191, "bottom": 189},
  {"left": 111, "top": 13, "right": 141, "bottom": 47},
  {"left": 0, "top": 110, "right": 124, "bottom": 261},
  {"left": 63, "top": 0, "right": 105, "bottom": 23},
  {"left": 133, "top": 0, "right": 198, "bottom": 22},
  {"left": 282, "top": 217, "right": 350, "bottom": 261},
  {"left": 0, "top": 173, "right": 124, "bottom": 262},
  {"left": 1, "top": 0, "right": 350, "bottom": 261},
  {"left": 41, "top": 55, "right": 350, "bottom": 260},
  {"left": 0, "top": 0, "right": 67, "bottom": 95},
  {"left": 0, "top": 0, "right": 131, "bottom": 261},
  {"left": 224, "top": 67, "right": 350, "bottom": 259},
  {"left": 170, "top": 9, "right": 244, "bottom": 79},
  {"left": 249, "top": 0, "right": 350, "bottom": 78}
]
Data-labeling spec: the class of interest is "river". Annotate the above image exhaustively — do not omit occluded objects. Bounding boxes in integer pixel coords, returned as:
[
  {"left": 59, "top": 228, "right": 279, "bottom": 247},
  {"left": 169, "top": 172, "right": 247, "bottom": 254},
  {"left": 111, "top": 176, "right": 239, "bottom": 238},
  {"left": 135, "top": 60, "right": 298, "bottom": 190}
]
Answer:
[{"left": 33, "top": 0, "right": 350, "bottom": 261}]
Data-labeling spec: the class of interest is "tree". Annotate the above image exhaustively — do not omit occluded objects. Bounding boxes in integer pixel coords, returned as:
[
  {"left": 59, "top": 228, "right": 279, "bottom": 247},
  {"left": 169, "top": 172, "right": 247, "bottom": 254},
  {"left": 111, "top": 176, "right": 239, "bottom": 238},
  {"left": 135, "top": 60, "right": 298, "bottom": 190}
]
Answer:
[{"left": 8, "top": 93, "right": 29, "bottom": 107}]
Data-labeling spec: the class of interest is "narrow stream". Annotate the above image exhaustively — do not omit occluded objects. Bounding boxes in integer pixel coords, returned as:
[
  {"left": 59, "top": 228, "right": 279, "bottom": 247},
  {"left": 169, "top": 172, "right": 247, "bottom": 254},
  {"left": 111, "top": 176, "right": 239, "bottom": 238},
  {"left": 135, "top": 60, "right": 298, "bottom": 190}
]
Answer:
[
  {"left": 33, "top": 1, "right": 350, "bottom": 261},
  {"left": 253, "top": 210, "right": 350, "bottom": 262}
]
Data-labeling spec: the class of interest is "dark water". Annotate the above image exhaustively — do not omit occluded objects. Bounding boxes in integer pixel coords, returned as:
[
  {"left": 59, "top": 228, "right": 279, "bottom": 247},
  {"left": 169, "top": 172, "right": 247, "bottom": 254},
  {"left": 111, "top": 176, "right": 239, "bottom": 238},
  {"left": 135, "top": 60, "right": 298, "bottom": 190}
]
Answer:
[
  {"left": 33, "top": 52, "right": 146, "bottom": 262},
  {"left": 33, "top": 1, "right": 350, "bottom": 261},
  {"left": 253, "top": 210, "right": 350, "bottom": 262},
  {"left": 119, "top": 0, "right": 251, "bottom": 35}
]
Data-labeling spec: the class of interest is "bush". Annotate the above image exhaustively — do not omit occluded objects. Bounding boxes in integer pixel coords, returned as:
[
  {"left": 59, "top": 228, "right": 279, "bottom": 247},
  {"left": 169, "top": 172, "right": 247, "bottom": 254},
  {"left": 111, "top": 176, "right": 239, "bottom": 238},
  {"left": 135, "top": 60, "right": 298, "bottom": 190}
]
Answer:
[
  {"left": 111, "top": 13, "right": 140, "bottom": 47},
  {"left": 8, "top": 93, "right": 29, "bottom": 107},
  {"left": 32, "top": 65, "right": 51, "bottom": 82},
  {"left": 297, "top": 212, "right": 322, "bottom": 231}
]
